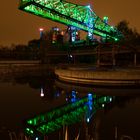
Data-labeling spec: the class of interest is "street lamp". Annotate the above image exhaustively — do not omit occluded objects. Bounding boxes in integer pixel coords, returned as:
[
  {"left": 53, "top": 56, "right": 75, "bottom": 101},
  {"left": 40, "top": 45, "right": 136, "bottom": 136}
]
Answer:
[
  {"left": 39, "top": 28, "right": 44, "bottom": 39},
  {"left": 39, "top": 28, "right": 44, "bottom": 63}
]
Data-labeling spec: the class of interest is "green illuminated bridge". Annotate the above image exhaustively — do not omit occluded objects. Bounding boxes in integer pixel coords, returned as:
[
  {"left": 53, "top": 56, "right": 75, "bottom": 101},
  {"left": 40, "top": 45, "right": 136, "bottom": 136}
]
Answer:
[
  {"left": 19, "top": 0, "right": 122, "bottom": 41},
  {"left": 24, "top": 95, "right": 113, "bottom": 138}
]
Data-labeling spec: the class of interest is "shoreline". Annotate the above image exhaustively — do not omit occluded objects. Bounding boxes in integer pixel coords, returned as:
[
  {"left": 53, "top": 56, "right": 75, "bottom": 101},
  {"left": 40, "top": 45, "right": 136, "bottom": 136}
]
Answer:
[{"left": 55, "top": 65, "right": 140, "bottom": 86}]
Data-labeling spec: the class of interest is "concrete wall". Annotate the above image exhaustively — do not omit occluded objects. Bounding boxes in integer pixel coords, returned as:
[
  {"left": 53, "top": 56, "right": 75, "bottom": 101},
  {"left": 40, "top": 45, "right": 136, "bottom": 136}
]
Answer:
[{"left": 55, "top": 68, "right": 140, "bottom": 86}]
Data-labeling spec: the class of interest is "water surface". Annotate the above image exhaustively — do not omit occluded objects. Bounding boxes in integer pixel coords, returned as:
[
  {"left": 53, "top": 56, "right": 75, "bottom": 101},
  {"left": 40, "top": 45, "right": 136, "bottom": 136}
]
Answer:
[{"left": 0, "top": 70, "right": 140, "bottom": 140}]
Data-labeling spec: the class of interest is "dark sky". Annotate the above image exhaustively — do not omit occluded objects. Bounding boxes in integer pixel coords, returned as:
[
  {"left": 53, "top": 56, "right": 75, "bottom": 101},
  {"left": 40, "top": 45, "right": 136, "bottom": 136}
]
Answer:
[{"left": 0, "top": 0, "right": 139, "bottom": 46}]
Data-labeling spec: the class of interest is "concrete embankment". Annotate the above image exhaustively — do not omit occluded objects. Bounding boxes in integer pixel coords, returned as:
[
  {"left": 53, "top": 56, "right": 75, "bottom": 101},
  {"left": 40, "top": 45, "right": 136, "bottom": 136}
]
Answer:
[
  {"left": 0, "top": 61, "right": 55, "bottom": 79},
  {"left": 55, "top": 66, "right": 140, "bottom": 86}
]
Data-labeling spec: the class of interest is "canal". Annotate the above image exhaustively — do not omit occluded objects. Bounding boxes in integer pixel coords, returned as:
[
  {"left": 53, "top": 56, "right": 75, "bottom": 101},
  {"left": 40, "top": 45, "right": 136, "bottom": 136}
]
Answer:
[{"left": 0, "top": 67, "right": 140, "bottom": 140}]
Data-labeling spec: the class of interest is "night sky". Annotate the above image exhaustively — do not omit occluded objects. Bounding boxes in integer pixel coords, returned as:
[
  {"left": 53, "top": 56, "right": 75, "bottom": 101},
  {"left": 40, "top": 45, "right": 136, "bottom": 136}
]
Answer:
[{"left": 0, "top": 0, "right": 139, "bottom": 46}]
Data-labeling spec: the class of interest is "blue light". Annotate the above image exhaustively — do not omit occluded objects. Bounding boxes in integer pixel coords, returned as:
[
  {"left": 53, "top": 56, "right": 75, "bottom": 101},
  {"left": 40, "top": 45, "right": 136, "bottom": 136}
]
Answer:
[
  {"left": 53, "top": 27, "right": 59, "bottom": 31},
  {"left": 87, "top": 93, "right": 93, "bottom": 110},
  {"left": 88, "top": 93, "right": 92, "bottom": 100},
  {"left": 87, "top": 5, "right": 91, "bottom": 9},
  {"left": 55, "top": 91, "right": 60, "bottom": 97},
  {"left": 70, "top": 90, "right": 77, "bottom": 102}
]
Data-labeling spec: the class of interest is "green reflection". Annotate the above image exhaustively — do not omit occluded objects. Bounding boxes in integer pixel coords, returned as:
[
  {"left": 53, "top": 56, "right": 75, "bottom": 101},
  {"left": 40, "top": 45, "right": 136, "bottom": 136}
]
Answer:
[
  {"left": 27, "top": 97, "right": 88, "bottom": 126},
  {"left": 24, "top": 95, "right": 114, "bottom": 137}
]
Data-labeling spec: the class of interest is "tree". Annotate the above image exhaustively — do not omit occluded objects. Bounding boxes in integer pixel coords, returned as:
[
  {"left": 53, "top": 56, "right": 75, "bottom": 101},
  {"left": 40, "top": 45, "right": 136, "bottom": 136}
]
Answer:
[
  {"left": 116, "top": 20, "right": 140, "bottom": 51},
  {"left": 116, "top": 20, "right": 140, "bottom": 66}
]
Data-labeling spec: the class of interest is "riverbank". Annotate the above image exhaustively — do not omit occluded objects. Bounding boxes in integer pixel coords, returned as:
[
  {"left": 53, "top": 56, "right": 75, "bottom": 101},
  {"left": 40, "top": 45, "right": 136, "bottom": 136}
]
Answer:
[
  {"left": 0, "top": 61, "right": 55, "bottom": 82},
  {"left": 55, "top": 65, "right": 140, "bottom": 86}
]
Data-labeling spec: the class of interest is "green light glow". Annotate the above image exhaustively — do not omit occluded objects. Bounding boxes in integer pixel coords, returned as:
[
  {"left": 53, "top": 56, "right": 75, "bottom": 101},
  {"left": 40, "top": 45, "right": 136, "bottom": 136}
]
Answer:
[
  {"left": 19, "top": 0, "right": 122, "bottom": 40},
  {"left": 24, "top": 95, "right": 114, "bottom": 137},
  {"left": 96, "top": 96, "right": 113, "bottom": 105},
  {"left": 27, "top": 97, "right": 88, "bottom": 126},
  {"left": 26, "top": 128, "right": 34, "bottom": 135},
  {"left": 37, "top": 106, "right": 87, "bottom": 134},
  {"left": 25, "top": 98, "right": 88, "bottom": 135},
  {"left": 103, "top": 16, "right": 108, "bottom": 21}
]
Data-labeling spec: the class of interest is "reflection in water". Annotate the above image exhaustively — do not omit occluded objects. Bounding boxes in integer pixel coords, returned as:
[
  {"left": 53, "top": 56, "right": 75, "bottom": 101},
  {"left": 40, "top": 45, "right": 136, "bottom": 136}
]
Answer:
[
  {"left": 0, "top": 71, "right": 140, "bottom": 140},
  {"left": 40, "top": 88, "right": 45, "bottom": 97},
  {"left": 24, "top": 92, "right": 114, "bottom": 140}
]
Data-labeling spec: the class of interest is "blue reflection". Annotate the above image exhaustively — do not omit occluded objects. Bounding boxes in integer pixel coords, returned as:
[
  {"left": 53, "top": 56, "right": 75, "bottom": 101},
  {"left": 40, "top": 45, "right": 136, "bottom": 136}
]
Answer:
[{"left": 87, "top": 93, "right": 93, "bottom": 110}]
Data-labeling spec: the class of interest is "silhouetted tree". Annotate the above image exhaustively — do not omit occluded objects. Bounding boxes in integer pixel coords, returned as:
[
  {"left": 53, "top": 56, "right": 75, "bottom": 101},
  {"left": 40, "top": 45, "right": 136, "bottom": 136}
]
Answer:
[
  {"left": 28, "top": 39, "right": 40, "bottom": 59},
  {"left": 116, "top": 20, "right": 140, "bottom": 51}
]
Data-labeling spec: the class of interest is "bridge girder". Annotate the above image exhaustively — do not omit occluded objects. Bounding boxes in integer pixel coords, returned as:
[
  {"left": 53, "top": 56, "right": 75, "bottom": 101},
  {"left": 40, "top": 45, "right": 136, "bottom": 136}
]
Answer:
[
  {"left": 19, "top": 0, "right": 122, "bottom": 40},
  {"left": 24, "top": 95, "right": 113, "bottom": 137}
]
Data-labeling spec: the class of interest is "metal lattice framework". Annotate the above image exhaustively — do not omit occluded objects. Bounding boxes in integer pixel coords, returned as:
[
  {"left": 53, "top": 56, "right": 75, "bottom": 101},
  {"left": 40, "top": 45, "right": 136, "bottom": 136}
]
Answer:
[
  {"left": 24, "top": 95, "right": 113, "bottom": 137},
  {"left": 19, "top": 0, "right": 122, "bottom": 40},
  {"left": 25, "top": 97, "right": 88, "bottom": 137}
]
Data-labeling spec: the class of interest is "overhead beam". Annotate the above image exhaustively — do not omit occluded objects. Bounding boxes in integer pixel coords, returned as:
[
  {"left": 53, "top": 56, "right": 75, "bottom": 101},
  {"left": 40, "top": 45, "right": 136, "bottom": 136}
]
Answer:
[{"left": 19, "top": 0, "right": 122, "bottom": 40}]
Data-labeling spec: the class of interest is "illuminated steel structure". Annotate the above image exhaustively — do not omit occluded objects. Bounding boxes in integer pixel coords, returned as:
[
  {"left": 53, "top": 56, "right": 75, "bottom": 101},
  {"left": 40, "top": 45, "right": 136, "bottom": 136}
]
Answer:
[
  {"left": 25, "top": 97, "right": 88, "bottom": 137},
  {"left": 19, "top": 0, "right": 122, "bottom": 41},
  {"left": 24, "top": 94, "right": 113, "bottom": 138}
]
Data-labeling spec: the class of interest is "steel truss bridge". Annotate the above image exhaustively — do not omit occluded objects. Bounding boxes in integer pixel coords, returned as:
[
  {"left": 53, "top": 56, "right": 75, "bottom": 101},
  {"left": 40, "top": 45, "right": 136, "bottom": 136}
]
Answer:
[
  {"left": 19, "top": 0, "right": 122, "bottom": 41},
  {"left": 24, "top": 94, "right": 113, "bottom": 139}
]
